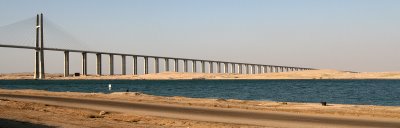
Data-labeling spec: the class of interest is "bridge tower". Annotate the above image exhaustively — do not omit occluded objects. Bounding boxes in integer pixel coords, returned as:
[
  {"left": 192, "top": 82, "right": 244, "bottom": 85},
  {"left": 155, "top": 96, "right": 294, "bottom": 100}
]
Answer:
[{"left": 34, "top": 13, "right": 45, "bottom": 79}]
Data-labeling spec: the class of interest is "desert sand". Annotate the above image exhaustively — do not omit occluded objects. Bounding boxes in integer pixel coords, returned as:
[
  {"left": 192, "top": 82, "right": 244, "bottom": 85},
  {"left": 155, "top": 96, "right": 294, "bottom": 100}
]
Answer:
[
  {"left": 1, "top": 70, "right": 400, "bottom": 127},
  {"left": 0, "top": 89, "right": 399, "bottom": 127},
  {"left": 1, "top": 69, "right": 400, "bottom": 80}
]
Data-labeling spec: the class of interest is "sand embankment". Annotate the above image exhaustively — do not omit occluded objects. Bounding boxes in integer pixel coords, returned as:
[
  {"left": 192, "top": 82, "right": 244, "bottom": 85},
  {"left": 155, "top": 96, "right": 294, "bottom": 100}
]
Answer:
[
  {"left": 1, "top": 69, "right": 400, "bottom": 80},
  {"left": 0, "top": 89, "right": 399, "bottom": 127}
]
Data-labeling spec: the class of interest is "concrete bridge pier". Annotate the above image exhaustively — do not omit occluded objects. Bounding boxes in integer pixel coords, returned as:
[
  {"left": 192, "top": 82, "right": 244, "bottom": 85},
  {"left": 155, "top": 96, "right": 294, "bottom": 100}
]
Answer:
[
  {"left": 64, "top": 51, "right": 69, "bottom": 77},
  {"left": 253, "top": 65, "right": 256, "bottom": 74},
  {"left": 252, "top": 65, "right": 256, "bottom": 74},
  {"left": 96, "top": 53, "right": 102, "bottom": 75},
  {"left": 144, "top": 57, "right": 148, "bottom": 74},
  {"left": 121, "top": 55, "right": 126, "bottom": 75},
  {"left": 258, "top": 65, "right": 262, "bottom": 74},
  {"left": 81, "top": 53, "right": 87, "bottom": 76},
  {"left": 184, "top": 59, "right": 188, "bottom": 72},
  {"left": 220, "top": 63, "right": 224, "bottom": 73},
  {"left": 252, "top": 65, "right": 255, "bottom": 74},
  {"left": 239, "top": 64, "right": 243, "bottom": 74},
  {"left": 245, "top": 64, "right": 249, "bottom": 74},
  {"left": 209, "top": 62, "right": 213, "bottom": 73},
  {"left": 270, "top": 66, "right": 275, "bottom": 73},
  {"left": 224, "top": 63, "right": 228, "bottom": 73},
  {"left": 109, "top": 54, "right": 114, "bottom": 75},
  {"left": 192, "top": 60, "right": 197, "bottom": 73},
  {"left": 217, "top": 62, "right": 221, "bottom": 73},
  {"left": 220, "top": 63, "right": 223, "bottom": 73},
  {"left": 165, "top": 58, "right": 169, "bottom": 72},
  {"left": 228, "top": 63, "right": 233, "bottom": 73},
  {"left": 174, "top": 59, "right": 179, "bottom": 72},
  {"left": 155, "top": 58, "right": 160, "bottom": 73},
  {"left": 232, "top": 64, "right": 236, "bottom": 73},
  {"left": 201, "top": 61, "right": 206, "bottom": 73},
  {"left": 249, "top": 65, "right": 252, "bottom": 74},
  {"left": 270, "top": 66, "right": 274, "bottom": 73},
  {"left": 263, "top": 66, "right": 268, "bottom": 73},
  {"left": 133, "top": 56, "right": 138, "bottom": 75}
]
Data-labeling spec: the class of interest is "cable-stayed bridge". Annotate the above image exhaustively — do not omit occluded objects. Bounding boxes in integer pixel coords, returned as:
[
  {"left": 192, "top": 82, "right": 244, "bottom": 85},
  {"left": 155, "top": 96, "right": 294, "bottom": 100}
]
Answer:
[{"left": 0, "top": 14, "right": 315, "bottom": 79}]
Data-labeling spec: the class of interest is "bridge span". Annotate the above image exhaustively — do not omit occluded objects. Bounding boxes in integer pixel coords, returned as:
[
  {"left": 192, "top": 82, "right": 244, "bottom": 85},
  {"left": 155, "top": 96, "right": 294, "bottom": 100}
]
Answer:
[{"left": 0, "top": 14, "right": 316, "bottom": 79}]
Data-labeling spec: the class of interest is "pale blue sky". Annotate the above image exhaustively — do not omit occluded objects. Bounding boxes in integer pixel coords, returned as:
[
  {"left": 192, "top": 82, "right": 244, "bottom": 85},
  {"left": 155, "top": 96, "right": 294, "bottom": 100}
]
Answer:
[{"left": 0, "top": 0, "right": 399, "bottom": 74}]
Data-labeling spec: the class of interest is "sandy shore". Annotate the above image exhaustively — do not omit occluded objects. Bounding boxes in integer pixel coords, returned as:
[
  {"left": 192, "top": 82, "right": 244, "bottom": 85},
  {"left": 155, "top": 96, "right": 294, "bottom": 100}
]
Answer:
[
  {"left": 1, "top": 69, "right": 400, "bottom": 80},
  {"left": 1, "top": 70, "right": 400, "bottom": 127},
  {"left": 0, "top": 89, "right": 399, "bottom": 127}
]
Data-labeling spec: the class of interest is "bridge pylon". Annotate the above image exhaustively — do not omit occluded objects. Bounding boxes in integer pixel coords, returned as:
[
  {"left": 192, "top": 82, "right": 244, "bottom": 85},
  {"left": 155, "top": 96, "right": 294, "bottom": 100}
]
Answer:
[{"left": 34, "top": 13, "right": 45, "bottom": 79}]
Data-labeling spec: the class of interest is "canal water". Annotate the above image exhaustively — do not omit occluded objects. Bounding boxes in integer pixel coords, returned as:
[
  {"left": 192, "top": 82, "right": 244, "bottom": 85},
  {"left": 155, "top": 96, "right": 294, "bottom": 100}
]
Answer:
[{"left": 0, "top": 80, "right": 399, "bottom": 106}]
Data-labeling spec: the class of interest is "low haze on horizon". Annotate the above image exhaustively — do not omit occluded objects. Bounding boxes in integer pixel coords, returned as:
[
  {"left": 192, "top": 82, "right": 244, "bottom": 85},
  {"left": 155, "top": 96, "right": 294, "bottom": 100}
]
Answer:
[{"left": 0, "top": 0, "right": 400, "bottom": 74}]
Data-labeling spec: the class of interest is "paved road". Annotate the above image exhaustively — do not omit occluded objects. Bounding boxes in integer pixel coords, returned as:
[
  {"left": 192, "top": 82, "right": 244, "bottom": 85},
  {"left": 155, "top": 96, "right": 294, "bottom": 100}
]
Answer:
[{"left": 1, "top": 94, "right": 399, "bottom": 128}]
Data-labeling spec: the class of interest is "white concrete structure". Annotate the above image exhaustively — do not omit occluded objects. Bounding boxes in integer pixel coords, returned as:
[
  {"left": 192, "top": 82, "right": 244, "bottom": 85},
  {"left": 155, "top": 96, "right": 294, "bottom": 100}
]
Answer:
[
  {"left": 81, "top": 53, "right": 87, "bottom": 75},
  {"left": 96, "top": 53, "right": 102, "bottom": 75},
  {"left": 121, "top": 55, "right": 126, "bottom": 75},
  {"left": 109, "top": 54, "right": 114, "bottom": 75},
  {"left": 155, "top": 57, "right": 160, "bottom": 73},
  {"left": 144, "top": 57, "right": 148, "bottom": 74},
  {"left": 64, "top": 51, "right": 69, "bottom": 77}
]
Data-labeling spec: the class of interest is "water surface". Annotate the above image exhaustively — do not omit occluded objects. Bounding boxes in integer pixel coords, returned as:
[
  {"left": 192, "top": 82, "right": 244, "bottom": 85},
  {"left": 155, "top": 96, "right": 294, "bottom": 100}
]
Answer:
[{"left": 0, "top": 80, "right": 399, "bottom": 106}]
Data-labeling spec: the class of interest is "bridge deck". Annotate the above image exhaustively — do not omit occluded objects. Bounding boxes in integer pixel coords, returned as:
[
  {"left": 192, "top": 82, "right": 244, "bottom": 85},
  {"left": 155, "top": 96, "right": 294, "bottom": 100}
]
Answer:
[{"left": 0, "top": 43, "right": 307, "bottom": 69}]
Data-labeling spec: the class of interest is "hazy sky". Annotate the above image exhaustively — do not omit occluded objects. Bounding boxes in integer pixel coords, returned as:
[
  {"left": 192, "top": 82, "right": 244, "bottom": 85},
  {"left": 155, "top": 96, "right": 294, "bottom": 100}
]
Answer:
[{"left": 0, "top": 0, "right": 399, "bottom": 74}]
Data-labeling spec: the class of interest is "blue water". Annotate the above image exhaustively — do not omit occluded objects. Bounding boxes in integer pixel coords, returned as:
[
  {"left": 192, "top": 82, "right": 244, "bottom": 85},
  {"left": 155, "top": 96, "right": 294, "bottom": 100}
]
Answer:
[{"left": 0, "top": 80, "right": 399, "bottom": 106}]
